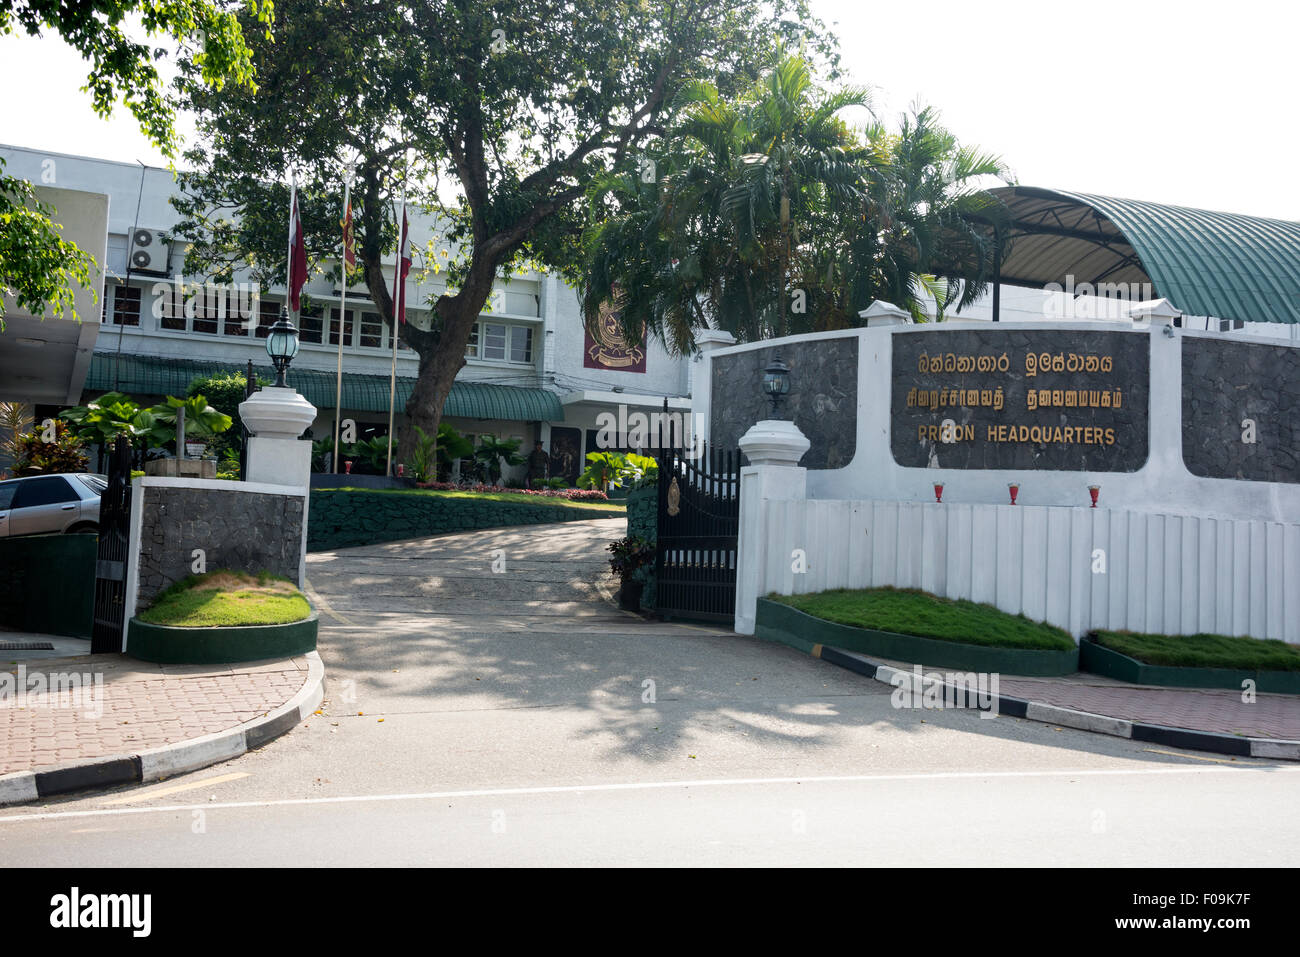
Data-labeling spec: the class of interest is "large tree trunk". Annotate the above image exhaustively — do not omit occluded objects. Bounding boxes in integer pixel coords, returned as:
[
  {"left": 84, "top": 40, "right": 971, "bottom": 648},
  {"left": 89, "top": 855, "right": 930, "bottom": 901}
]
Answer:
[
  {"left": 394, "top": 261, "right": 496, "bottom": 466},
  {"left": 401, "top": 341, "right": 463, "bottom": 465}
]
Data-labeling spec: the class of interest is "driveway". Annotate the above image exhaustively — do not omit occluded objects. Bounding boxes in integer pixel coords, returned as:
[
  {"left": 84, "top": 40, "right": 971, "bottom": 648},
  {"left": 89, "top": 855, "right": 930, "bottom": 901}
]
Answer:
[{"left": 2, "top": 517, "right": 1298, "bottom": 866}]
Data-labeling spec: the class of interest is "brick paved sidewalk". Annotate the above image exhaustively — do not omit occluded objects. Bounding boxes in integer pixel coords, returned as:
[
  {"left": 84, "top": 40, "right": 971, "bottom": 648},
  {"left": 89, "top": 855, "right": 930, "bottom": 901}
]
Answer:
[
  {"left": 0, "top": 654, "right": 312, "bottom": 775},
  {"left": 868, "top": 655, "right": 1300, "bottom": 740},
  {"left": 996, "top": 675, "right": 1300, "bottom": 740}
]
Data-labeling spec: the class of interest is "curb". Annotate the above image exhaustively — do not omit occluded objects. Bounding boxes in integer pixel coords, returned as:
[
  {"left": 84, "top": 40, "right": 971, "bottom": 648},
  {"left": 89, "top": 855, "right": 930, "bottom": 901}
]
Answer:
[
  {"left": 813, "top": 645, "right": 1300, "bottom": 762},
  {"left": 0, "top": 652, "right": 325, "bottom": 807}
]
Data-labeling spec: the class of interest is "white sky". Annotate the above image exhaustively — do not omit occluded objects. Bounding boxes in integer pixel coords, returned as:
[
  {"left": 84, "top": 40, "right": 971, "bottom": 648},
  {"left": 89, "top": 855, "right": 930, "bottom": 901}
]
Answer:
[{"left": 1, "top": 0, "right": 1297, "bottom": 220}]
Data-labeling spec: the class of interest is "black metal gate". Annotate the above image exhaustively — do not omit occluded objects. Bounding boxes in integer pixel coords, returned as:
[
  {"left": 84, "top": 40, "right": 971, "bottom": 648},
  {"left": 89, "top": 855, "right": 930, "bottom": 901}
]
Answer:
[
  {"left": 654, "top": 442, "right": 741, "bottom": 623},
  {"left": 91, "top": 435, "right": 132, "bottom": 653}
]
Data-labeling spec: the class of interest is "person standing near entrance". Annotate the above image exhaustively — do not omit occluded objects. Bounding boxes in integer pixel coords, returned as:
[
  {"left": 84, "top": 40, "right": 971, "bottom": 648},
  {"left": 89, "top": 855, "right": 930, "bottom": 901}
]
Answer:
[{"left": 526, "top": 440, "right": 550, "bottom": 489}]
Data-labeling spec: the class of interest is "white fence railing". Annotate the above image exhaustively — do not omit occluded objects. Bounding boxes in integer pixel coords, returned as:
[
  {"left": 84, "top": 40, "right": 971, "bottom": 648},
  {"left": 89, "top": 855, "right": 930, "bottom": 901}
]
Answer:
[{"left": 741, "top": 499, "right": 1300, "bottom": 643}]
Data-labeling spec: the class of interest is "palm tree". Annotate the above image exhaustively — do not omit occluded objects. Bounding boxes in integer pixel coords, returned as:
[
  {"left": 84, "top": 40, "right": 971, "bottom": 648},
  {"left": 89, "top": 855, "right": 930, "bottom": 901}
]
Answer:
[
  {"left": 580, "top": 57, "right": 1010, "bottom": 350},
  {"left": 863, "top": 105, "right": 1010, "bottom": 321},
  {"left": 583, "top": 53, "right": 879, "bottom": 349}
]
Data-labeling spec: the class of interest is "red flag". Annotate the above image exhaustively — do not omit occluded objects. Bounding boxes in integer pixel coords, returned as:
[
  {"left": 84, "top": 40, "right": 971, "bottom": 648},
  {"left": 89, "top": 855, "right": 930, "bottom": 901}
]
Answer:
[
  {"left": 341, "top": 199, "right": 356, "bottom": 270},
  {"left": 288, "top": 189, "right": 308, "bottom": 314},
  {"left": 391, "top": 206, "right": 411, "bottom": 324}
]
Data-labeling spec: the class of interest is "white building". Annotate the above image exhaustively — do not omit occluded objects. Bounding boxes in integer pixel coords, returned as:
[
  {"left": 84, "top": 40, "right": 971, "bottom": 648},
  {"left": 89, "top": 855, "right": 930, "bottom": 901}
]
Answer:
[{"left": 0, "top": 144, "right": 694, "bottom": 484}]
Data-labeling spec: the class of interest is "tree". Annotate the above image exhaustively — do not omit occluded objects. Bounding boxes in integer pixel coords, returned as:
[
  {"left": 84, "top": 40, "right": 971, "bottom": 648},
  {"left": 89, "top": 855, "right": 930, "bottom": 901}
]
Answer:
[
  {"left": 1, "top": 0, "right": 269, "bottom": 156},
  {"left": 0, "top": 0, "right": 269, "bottom": 325},
  {"left": 170, "top": 0, "right": 837, "bottom": 461},
  {"left": 866, "top": 105, "right": 1011, "bottom": 321},
  {"left": 579, "top": 56, "right": 1011, "bottom": 351}
]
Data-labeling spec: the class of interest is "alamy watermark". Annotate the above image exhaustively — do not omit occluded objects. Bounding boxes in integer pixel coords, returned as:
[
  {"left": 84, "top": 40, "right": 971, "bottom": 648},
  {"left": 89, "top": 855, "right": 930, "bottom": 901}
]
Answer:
[
  {"left": 889, "top": 665, "right": 999, "bottom": 719},
  {"left": 1042, "top": 275, "right": 1156, "bottom": 320},
  {"left": 593, "top": 405, "right": 706, "bottom": 457},
  {"left": 0, "top": 666, "right": 104, "bottom": 719}
]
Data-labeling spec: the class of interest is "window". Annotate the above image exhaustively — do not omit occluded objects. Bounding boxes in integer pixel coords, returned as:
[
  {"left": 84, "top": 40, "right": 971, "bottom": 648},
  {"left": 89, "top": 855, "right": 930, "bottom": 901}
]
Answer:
[
  {"left": 299, "top": 304, "right": 323, "bottom": 344},
  {"left": 0, "top": 483, "right": 16, "bottom": 510},
  {"left": 12, "top": 477, "right": 79, "bottom": 508},
  {"left": 224, "top": 288, "right": 256, "bottom": 336},
  {"left": 468, "top": 321, "right": 531, "bottom": 363},
  {"left": 74, "top": 474, "right": 108, "bottom": 495},
  {"left": 328, "top": 307, "right": 354, "bottom": 346},
  {"left": 256, "top": 299, "right": 280, "bottom": 339},
  {"left": 482, "top": 322, "right": 508, "bottom": 360},
  {"left": 159, "top": 284, "right": 186, "bottom": 331},
  {"left": 509, "top": 325, "right": 532, "bottom": 363},
  {"left": 357, "top": 311, "right": 383, "bottom": 349},
  {"left": 103, "top": 285, "right": 141, "bottom": 326},
  {"left": 190, "top": 285, "right": 223, "bottom": 335},
  {"left": 1219, "top": 318, "right": 1245, "bottom": 332}
]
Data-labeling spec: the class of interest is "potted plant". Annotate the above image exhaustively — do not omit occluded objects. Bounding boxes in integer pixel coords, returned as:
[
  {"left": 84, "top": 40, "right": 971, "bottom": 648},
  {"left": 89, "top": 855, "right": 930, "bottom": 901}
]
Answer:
[{"left": 607, "top": 536, "right": 655, "bottom": 611}]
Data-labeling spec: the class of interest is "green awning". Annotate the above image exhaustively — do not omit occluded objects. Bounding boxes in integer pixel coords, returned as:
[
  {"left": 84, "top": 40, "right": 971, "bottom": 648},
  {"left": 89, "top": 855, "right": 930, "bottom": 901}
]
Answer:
[
  {"left": 84, "top": 353, "right": 565, "bottom": 421},
  {"left": 988, "top": 186, "right": 1300, "bottom": 325}
]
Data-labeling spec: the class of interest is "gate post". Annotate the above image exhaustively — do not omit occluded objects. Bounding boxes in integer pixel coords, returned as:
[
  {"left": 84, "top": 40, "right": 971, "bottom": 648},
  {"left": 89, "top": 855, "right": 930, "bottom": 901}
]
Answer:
[{"left": 734, "top": 420, "right": 809, "bottom": 635}]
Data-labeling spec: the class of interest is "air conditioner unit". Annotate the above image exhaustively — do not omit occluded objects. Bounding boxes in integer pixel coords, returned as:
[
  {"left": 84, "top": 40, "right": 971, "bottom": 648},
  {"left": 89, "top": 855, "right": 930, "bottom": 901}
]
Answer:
[{"left": 127, "top": 227, "right": 170, "bottom": 277}]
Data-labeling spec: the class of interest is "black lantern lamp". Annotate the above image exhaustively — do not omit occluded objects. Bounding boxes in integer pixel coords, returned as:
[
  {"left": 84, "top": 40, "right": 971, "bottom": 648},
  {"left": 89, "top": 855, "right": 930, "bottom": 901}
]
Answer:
[
  {"left": 763, "top": 354, "right": 791, "bottom": 419},
  {"left": 266, "top": 310, "right": 301, "bottom": 387}
]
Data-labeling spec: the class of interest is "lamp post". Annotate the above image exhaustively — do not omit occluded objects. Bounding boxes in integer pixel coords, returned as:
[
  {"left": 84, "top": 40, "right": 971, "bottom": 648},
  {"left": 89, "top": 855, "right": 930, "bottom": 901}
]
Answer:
[
  {"left": 762, "top": 354, "right": 791, "bottom": 419},
  {"left": 266, "top": 310, "right": 301, "bottom": 388}
]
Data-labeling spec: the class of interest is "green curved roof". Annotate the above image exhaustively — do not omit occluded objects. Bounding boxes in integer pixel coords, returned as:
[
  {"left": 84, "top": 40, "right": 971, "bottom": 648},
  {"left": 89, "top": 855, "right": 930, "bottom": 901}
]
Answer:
[
  {"left": 990, "top": 186, "right": 1300, "bottom": 324},
  {"left": 84, "top": 353, "right": 565, "bottom": 422}
]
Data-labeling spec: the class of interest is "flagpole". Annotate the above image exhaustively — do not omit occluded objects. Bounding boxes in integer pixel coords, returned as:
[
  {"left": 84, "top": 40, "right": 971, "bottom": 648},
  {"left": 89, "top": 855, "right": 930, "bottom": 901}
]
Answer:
[
  {"left": 285, "top": 174, "right": 296, "bottom": 322},
  {"left": 333, "top": 168, "right": 354, "bottom": 474},
  {"left": 386, "top": 187, "right": 406, "bottom": 478}
]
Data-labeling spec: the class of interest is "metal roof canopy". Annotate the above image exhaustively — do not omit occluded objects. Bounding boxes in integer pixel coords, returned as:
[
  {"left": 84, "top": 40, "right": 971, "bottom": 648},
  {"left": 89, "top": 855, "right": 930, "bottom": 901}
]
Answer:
[
  {"left": 985, "top": 186, "right": 1300, "bottom": 325},
  {"left": 84, "top": 354, "right": 566, "bottom": 422}
]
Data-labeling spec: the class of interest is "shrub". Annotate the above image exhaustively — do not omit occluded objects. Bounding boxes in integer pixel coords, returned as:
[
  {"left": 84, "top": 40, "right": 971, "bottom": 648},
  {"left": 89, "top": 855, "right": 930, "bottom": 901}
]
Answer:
[
  {"left": 607, "top": 536, "right": 655, "bottom": 581},
  {"left": 10, "top": 420, "right": 89, "bottom": 476}
]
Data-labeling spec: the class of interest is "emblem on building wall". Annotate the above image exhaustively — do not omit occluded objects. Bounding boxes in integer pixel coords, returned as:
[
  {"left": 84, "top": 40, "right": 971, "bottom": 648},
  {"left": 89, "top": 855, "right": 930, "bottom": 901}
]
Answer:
[{"left": 584, "top": 299, "right": 647, "bottom": 373}]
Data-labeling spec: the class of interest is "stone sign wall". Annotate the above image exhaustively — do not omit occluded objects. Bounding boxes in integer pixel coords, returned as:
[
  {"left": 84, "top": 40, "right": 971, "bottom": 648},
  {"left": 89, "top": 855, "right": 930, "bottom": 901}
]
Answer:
[
  {"left": 890, "top": 329, "right": 1149, "bottom": 472},
  {"left": 1183, "top": 337, "right": 1300, "bottom": 484},
  {"left": 135, "top": 484, "right": 305, "bottom": 606},
  {"left": 710, "top": 336, "right": 858, "bottom": 469}
]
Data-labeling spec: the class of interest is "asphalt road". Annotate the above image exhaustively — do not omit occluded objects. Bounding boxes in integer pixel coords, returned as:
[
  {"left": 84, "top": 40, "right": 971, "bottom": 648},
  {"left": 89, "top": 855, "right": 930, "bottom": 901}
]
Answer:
[{"left": 2, "top": 518, "right": 1297, "bottom": 867}]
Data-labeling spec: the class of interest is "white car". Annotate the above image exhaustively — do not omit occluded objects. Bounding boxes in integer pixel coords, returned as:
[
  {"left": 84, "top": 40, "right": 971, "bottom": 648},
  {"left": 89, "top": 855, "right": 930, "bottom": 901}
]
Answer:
[{"left": 0, "top": 473, "right": 105, "bottom": 537}]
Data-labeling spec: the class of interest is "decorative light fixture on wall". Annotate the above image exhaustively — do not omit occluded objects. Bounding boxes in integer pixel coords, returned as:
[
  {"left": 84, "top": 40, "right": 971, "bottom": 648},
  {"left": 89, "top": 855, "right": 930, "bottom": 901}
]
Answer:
[{"left": 763, "top": 354, "right": 791, "bottom": 419}]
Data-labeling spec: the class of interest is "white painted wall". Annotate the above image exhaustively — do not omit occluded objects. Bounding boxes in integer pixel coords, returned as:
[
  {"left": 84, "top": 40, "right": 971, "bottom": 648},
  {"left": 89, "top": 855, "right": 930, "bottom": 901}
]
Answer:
[{"left": 739, "top": 497, "right": 1300, "bottom": 644}]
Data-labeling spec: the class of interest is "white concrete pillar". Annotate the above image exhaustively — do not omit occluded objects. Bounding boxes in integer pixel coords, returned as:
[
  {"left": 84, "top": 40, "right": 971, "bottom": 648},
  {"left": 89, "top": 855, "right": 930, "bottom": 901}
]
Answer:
[
  {"left": 238, "top": 386, "right": 317, "bottom": 490},
  {"left": 688, "top": 328, "right": 737, "bottom": 450},
  {"left": 1129, "top": 298, "right": 1184, "bottom": 486},
  {"left": 734, "top": 419, "right": 810, "bottom": 635},
  {"left": 858, "top": 299, "right": 912, "bottom": 328}
]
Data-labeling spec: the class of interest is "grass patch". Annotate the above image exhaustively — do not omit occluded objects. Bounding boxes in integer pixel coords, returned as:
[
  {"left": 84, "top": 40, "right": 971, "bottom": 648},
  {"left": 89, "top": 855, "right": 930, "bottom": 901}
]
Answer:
[
  {"left": 1094, "top": 630, "right": 1300, "bottom": 671},
  {"left": 770, "top": 587, "right": 1075, "bottom": 651},
  {"left": 325, "top": 487, "right": 625, "bottom": 512},
  {"left": 138, "top": 570, "right": 311, "bottom": 628}
]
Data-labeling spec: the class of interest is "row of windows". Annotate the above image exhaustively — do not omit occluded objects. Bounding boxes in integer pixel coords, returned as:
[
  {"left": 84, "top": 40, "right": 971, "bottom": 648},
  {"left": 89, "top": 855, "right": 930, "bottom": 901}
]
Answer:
[
  {"left": 102, "top": 287, "right": 415, "bottom": 351},
  {"left": 102, "top": 285, "right": 537, "bottom": 362}
]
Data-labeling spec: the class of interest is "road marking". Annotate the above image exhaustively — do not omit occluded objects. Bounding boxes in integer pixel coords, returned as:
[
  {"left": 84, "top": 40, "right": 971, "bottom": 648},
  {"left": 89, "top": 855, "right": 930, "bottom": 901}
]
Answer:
[
  {"left": 99, "top": 772, "right": 251, "bottom": 806},
  {"left": 1, "top": 764, "right": 1295, "bottom": 825},
  {"left": 1141, "top": 748, "right": 1239, "bottom": 764}
]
